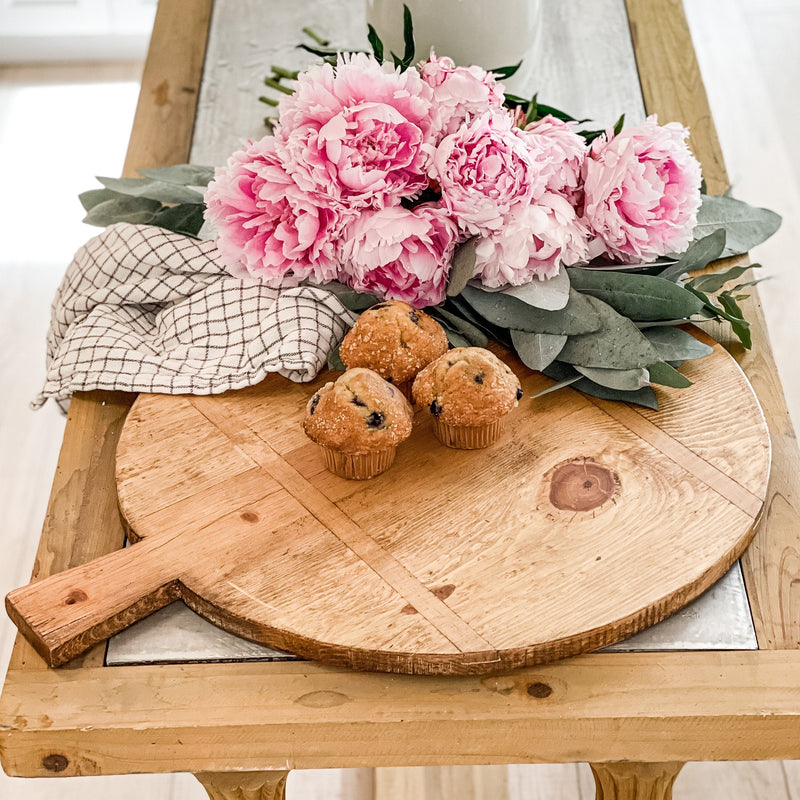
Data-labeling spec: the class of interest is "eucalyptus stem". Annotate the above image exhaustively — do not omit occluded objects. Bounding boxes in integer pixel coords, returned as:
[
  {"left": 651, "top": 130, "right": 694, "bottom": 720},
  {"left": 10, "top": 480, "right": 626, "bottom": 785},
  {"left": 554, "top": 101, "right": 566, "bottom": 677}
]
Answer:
[
  {"left": 271, "top": 65, "right": 299, "bottom": 81},
  {"left": 302, "top": 26, "right": 329, "bottom": 46},
  {"left": 263, "top": 77, "right": 294, "bottom": 95}
]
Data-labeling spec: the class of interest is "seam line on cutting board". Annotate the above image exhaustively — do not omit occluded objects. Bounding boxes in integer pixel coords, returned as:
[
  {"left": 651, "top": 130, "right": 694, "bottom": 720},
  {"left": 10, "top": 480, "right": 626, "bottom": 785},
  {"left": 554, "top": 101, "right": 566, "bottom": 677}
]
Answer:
[
  {"left": 188, "top": 396, "right": 493, "bottom": 654},
  {"left": 588, "top": 396, "right": 764, "bottom": 518}
]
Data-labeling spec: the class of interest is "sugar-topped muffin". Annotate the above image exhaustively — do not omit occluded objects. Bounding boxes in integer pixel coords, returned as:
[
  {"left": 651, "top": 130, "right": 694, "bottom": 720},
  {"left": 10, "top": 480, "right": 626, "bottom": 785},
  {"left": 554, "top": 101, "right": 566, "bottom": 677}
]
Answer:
[
  {"left": 412, "top": 347, "right": 522, "bottom": 449},
  {"left": 339, "top": 300, "right": 448, "bottom": 399},
  {"left": 303, "top": 367, "right": 414, "bottom": 479}
]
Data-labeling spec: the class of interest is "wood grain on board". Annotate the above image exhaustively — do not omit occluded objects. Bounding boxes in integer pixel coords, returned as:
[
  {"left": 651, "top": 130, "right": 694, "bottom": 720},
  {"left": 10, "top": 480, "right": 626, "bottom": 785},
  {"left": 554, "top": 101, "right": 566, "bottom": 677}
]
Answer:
[
  {"left": 6, "top": 338, "right": 770, "bottom": 673},
  {"left": 626, "top": 0, "right": 800, "bottom": 650},
  {"left": 2, "top": 652, "right": 800, "bottom": 776}
]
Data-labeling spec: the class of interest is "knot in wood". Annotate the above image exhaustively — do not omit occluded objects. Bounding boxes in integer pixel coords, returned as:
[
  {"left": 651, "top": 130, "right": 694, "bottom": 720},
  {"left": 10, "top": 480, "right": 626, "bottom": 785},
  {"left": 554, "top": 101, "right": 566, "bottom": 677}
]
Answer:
[
  {"left": 42, "top": 754, "right": 69, "bottom": 772},
  {"left": 526, "top": 682, "right": 553, "bottom": 698},
  {"left": 64, "top": 589, "right": 87, "bottom": 606},
  {"left": 549, "top": 461, "right": 619, "bottom": 512}
]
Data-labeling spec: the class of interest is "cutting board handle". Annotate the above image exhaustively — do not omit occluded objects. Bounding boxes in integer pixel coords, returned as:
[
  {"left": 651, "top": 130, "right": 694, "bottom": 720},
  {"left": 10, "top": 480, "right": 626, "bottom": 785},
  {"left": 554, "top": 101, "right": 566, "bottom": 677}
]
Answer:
[{"left": 6, "top": 537, "right": 182, "bottom": 667}]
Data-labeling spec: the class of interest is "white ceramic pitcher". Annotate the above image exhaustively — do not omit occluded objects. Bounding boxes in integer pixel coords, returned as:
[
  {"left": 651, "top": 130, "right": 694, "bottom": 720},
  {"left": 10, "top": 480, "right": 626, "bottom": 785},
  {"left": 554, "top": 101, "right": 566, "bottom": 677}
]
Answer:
[{"left": 365, "top": 0, "right": 542, "bottom": 93}]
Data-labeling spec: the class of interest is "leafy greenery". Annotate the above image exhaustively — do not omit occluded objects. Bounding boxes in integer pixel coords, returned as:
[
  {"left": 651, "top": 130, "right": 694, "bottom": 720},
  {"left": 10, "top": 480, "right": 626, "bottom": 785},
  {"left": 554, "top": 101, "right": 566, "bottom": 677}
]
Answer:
[
  {"left": 510, "top": 330, "right": 566, "bottom": 372},
  {"left": 568, "top": 268, "right": 705, "bottom": 320},
  {"left": 446, "top": 239, "right": 478, "bottom": 297},
  {"left": 693, "top": 194, "right": 781, "bottom": 257},
  {"left": 79, "top": 164, "right": 214, "bottom": 238},
  {"left": 657, "top": 229, "right": 726, "bottom": 282}
]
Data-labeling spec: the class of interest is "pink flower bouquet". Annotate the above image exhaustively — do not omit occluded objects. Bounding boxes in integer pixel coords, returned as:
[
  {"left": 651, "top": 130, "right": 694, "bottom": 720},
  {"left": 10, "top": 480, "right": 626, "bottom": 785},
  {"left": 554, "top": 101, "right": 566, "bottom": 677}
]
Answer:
[
  {"left": 84, "top": 16, "right": 779, "bottom": 406},
  {"left": 205, "top": 48, "right": 706, "bottom": 312}
]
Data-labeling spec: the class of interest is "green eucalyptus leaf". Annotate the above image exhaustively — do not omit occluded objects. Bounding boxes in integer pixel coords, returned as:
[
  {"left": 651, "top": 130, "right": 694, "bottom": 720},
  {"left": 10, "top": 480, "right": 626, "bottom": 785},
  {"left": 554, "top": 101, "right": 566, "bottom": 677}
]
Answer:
[
  {"left": 150, "top": 203, "right": 206, "bottom": 237},
  {"left": 327, "top": 341, "right": 346, "bottom": 372},
  {"left": 445, "top": 296, "right": 512, "bottom": 347},
  {"left": 574, "top": 365, "right": 650, "bottom": 391},
  {"left": 446, "top": 238, "right": 477, "bottom": 297},
  {"left": 83, "top": 195, "right": 160, "bottom": 227},
  {"left": 730, "top": 272, "right": 767, "bottom": 292},
  {"left": 317, "top": 282, "right": 380, "bottom": 312},
  {"left": 579, "top": 381, "right": 659, "bottom": 409},
  {"left": 138, "top": 164, "right": 216, "bottom": 187},
  {"left": 461, "top": 285, "right": 602, "bottom": 335},
  {"left": 658, "top": 229, "right": 726, "bottom": 282},
  {"left": 568, "top": 267, "right": 704, "bottom": 320},
  {"left": 643, "top": 326, "right": 714, "bottom": 361},
  {"left": 717, "top": 292, "right": 752, "bottom": 348},
  {"left": 443, "top": 329, "right": 471, "bottom": 348},
  {"left": 693, "top": 194, "right": 782, "bottom": 257},
  {"left": 510, "top": 330, "right": 567, "bottom": 372},
  {"left": 687, "top": 263, "right": 757, "bottom": 293},
  {"left": 647, "top": 361, "right": 692, "bottom": 388},
  {"left": 637, "top": 318, "right": 698, "bottom": 329},
  {"left": 500, "top": 268, "right": 571, "bottom": 311},
  {"left": 430, "top": 307, "right": 488, "bottom": 347},
  {"left": 541, "top": 361, "right": 659, "bottom": 409},
  {"left": 532, "top": 374, "right": 582, "bottom": 398},
  {"left": 79, "top": 187, "right": 118, "bottom": 212},
  {"left": 686, "top": 285, "right": 752, "bottom": 349},
  {"left": 557, "top": 296, "right": 661, "bottom": 369},
  {"left": 97, "top": 176, "right": 206, "bottom": 204}
]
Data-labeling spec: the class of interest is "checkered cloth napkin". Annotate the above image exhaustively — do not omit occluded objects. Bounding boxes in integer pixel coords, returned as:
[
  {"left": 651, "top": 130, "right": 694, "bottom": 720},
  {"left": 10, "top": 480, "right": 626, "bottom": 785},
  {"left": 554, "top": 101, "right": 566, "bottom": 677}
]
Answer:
[{"left": 34, "top": 223, "right": 355, "bottom": 409}]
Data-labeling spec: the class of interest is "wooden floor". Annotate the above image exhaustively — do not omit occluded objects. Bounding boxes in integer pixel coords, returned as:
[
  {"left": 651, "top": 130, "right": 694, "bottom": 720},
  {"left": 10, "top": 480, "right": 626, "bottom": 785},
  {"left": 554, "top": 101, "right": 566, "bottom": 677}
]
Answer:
[{"left": 1, "top": 1, "right": 799, "bottom": 796}]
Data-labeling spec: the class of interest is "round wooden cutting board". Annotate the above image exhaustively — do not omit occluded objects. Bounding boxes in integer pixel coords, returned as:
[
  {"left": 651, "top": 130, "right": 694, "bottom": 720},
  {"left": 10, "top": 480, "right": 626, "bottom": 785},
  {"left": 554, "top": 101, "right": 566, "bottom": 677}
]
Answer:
[{"left": 6, "top": 331, "right": 771, "bottom": 674}]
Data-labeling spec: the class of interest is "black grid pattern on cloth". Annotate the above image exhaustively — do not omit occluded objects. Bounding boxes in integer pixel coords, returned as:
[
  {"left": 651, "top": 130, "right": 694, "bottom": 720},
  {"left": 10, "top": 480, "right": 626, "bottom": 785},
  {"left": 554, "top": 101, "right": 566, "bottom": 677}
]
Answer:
[{"left": 34, "top": 223, "right": 355, "bottom": 409}]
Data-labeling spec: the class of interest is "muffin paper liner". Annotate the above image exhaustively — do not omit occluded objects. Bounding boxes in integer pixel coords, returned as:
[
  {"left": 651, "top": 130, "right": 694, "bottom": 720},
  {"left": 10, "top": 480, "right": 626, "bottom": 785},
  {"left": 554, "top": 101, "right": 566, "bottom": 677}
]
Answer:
[
  {"left": 320, "top": 446, "right": 397, "bottom": 480},
  {"left": 431, "top": 417, "right": 504, "bottom": 449}
]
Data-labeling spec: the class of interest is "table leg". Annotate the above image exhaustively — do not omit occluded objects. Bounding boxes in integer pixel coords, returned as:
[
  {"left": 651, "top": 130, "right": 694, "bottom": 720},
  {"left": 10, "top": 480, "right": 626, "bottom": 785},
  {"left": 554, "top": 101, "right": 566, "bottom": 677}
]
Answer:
[
  {"left": 589, "top": 762, "right": 684, "bottom": 800},
  {"left": 195, "top": 770, "right": 290, "bottom": 800}
]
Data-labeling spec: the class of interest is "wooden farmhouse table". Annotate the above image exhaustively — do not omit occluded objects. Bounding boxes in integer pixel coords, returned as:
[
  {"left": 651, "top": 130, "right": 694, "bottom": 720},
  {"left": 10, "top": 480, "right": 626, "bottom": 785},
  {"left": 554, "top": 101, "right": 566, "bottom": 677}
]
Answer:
[{"left": 2, "top": 1, "right": 800, "bottom": 798}]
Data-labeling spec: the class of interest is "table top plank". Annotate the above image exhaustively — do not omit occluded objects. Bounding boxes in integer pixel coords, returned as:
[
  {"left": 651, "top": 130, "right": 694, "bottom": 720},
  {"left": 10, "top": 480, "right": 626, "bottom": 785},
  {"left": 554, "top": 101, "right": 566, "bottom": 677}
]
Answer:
[
  {"left": 5, "top": 0, "right": 212, "bottom": 674},
  {"left": 2, "top": 653, "right": 800, "bottom": 775},
  {"left": 123, "top": 0, "right": 213, "bottom": 179},
  {"left": 626, "top": 0, "right": 800, "bottom": 651},
  {"left": 6, "top": 391, "right": 134, "bottom": 674}
]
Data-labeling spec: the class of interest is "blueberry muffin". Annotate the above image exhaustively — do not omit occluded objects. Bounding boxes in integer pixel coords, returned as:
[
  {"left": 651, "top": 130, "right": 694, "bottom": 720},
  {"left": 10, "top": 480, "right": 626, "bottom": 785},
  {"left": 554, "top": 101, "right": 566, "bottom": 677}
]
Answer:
[
  {"left": 339, "top": 300, "right": 448, "bottom": 400},
  {"left": 412, "top": 347, "right": 522, "bottom": 449},
  {"left": 303, "top": 367, "right": 414, "bottom": 479}
]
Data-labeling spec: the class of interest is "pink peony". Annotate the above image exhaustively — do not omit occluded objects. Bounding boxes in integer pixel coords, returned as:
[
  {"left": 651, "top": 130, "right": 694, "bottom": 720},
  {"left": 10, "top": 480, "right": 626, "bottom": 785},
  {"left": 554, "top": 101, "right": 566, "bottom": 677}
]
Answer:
[
  {"left": 275, "top": 53, "right": 437, "bottom": 209},
  {"left": 340, "top": 204, "right": 459, "bottom": 307},
  {"left": 420, "top": 51, "right": 506, "bottom": 138},
  {"left": 430, "top": 110, "right": 543, "bottom": 236},
  {"left": 522, "top": 115, "right": 588, "bottom": 205},
  {"left": 204, "top": 136, "right": 345, "bottom": 286},
  {"left": 582, "top": 116, "right": 702, "bottom": 262},
  {"left": 474, "top": 193, "right": 589, "bottom": 286}
]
